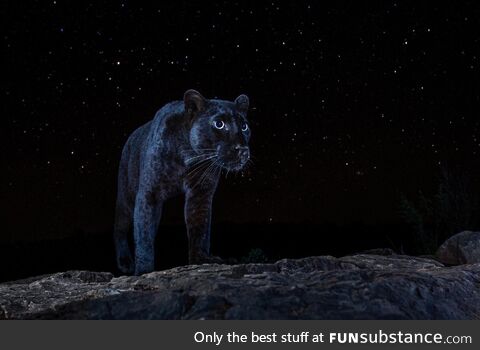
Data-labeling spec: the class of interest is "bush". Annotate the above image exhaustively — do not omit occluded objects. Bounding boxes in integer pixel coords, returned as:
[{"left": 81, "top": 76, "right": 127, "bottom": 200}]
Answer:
[
  {"left": 399, "top": 166, "right": 479, "bottom": 254},
  {"left": 240, "top": 248, "right": 269, "bottom": 264}
]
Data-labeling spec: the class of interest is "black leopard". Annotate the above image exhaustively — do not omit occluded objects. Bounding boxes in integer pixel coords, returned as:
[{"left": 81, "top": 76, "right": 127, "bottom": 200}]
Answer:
[{"left": 113, "top": 90, "right": 251, "bottom": 275}]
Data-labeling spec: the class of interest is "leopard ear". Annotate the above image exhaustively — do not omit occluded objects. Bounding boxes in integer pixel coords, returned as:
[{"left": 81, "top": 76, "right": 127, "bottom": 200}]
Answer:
[
  {"left": 184, "top": 89, "right": 206, "bottom": 113},
  {"left": 235, "top": 94, "right": 249, "bottom": 114}
]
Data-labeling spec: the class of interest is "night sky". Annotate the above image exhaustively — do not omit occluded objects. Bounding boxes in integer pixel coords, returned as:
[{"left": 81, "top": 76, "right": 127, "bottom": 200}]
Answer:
[{"left": 3, "top": 1, "right": 480, "bottom": 244}]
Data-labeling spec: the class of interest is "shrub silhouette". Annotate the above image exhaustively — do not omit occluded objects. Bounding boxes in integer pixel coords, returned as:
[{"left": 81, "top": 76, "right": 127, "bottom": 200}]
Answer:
[
  {"left": 399, "top": 166, "right": 479, "bottom": 254},
  {"left": 240, "top": 248, "right": 269, "bottom": 264}
]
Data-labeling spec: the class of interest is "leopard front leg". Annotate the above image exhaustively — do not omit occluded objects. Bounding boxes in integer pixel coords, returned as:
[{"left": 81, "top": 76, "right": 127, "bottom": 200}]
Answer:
[{"left": 184, "top": 188, "right": 223, "bottom": 264}]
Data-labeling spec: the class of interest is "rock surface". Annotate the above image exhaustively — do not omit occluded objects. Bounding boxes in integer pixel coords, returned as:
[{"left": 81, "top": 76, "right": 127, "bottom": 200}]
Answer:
[
  {"left": 436, "top": 231, "right": 480, "bottom": 265},
  {"left": 1, "top": 254, "right": 479, "bottom": 319}
]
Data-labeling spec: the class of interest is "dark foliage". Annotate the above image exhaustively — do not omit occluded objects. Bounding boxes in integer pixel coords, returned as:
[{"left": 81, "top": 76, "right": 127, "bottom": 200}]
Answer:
[{"left": 399, "top": 166, "right": 479, "bottom": 254}]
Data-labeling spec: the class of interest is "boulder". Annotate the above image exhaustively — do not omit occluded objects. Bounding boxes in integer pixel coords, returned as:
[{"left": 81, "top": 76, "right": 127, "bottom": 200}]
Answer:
[
  {"left": 436, "top": 231, "right": 480, "bottom": 265},
  {"left": 0, "top": 254, "right": 479, "bottom": 320}
]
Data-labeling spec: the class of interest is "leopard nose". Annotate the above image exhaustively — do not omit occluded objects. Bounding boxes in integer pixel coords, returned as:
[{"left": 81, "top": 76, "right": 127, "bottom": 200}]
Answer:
[{"left": 234, "top": 145, "right": 250, "bottom": 161}]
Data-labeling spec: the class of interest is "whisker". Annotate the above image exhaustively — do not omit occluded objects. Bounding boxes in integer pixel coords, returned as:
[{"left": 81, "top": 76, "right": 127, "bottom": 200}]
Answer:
[
  {"left": 188, "top": 160, "right": 211, "bottom": 170},
  {"left": 186, "top": 157, "right": 215, "bottom": 178},
  {"left": 185, "top": 152, "right": 215, "bottom": 159},
  {"left": 187, "top": 153, "right": 218, "bottom": 166},
  {"left": 185, "top": 152, "right": 218, "bottom": 165},
  {"left": 215, "top": 160, "right": 223, "bottom": 177},
  {"left": 191, "top": 162, "right": 216, "bottom": 190},
  {"left": 202, "top": 160, "right": 222, "bottom": 186},
  {"left": 199, "top": 161, "right": 218, "bottom": 185},
  {"left": 186, "top": 154, "right": 220, "bottom": 182},
  {"left": 209, "top": 162, "right": 222, "bottom": 185},
  {"left": 187, "top": 165, "right": 212, "bottom": 187},
  {"left": 195, "top": 158, "right": 224, "bottom": 189}
]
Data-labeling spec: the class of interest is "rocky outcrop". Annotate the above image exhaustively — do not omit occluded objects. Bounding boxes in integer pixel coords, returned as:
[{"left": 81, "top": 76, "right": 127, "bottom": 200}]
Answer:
[
  {"left": 436, "top": 231, "right": 480, "bottom": 265},
  {"left": 1, "top": 254, "right": 479, "bottom": 320}
]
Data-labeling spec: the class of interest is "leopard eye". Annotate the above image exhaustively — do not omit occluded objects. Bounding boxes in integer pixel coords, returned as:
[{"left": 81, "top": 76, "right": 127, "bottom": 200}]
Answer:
[
  {"left": 213, "top": 120, "right": 225, "bottom": 129},
  {"left": 241, "top": 123, "right": 249, "bottom": 132}
]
